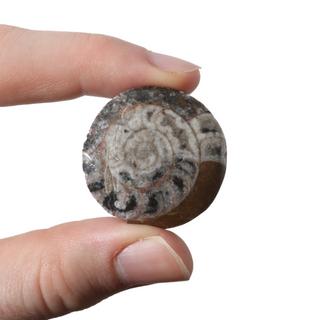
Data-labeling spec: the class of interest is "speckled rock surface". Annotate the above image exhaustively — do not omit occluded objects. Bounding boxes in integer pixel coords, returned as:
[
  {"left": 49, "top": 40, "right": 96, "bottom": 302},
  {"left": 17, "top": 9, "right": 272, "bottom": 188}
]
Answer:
[{"left": 83, "top": 86, "right": 226, "bottom": 228}]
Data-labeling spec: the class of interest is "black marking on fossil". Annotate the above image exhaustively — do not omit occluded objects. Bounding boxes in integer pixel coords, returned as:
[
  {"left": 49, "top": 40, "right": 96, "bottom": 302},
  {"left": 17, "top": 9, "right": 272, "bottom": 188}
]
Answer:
[
  {"left": 146, "top": 111, "right": 153, "bottom": 121},
  {"left": 172, "top": 176, "right": 185, "bottom": 192},
  {"left": 145, "top": 191, "right": 162, "bottom": 215},
  {"left": 88, "top": 180, "right": 105, "bottom": 192},
  {"left": 175, "top": 156, "right": 197, "bottom": 177},
  {"left": 205, "top": 144, "right": 222, "bottom": 157},
  {"left": 103, "top": 192, "right": 137, "bottom": 213},
  {"left": 201, "top": 127, "right": 218, "bottom": 134},
  {"left": 160, "top": 114, "right": 192, "bottom": 152},
  {"left": 83, "top": 160, "right": 96, "bottom": 175},
  {"left": 119, "top": 171, "right": 132, "bottom": 183}
]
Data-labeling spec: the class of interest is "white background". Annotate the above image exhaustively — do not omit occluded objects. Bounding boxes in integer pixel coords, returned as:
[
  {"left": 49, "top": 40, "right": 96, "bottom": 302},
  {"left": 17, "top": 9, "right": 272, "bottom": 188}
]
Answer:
[{"left": 1, "top": 0, "right": 320, "bottom": 319}]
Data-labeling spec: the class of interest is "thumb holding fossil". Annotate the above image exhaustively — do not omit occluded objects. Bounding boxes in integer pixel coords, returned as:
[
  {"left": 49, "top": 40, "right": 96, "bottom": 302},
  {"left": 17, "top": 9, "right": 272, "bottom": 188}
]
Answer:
[{"left": 0, "top": 218, "right": 192, "bottom": 319}]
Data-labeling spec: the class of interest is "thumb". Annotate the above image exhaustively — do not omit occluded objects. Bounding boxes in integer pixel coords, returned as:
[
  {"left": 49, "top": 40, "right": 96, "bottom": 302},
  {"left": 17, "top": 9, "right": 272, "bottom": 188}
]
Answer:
[{"left": 0, "top": 218, "right": 193, "bottom": 319}]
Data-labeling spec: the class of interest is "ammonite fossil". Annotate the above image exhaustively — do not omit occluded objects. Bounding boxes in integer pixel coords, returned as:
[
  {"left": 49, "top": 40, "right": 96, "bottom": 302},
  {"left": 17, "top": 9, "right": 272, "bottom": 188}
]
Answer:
[{"left": 83, "top": 86, "right": 226, "bottom": 228}]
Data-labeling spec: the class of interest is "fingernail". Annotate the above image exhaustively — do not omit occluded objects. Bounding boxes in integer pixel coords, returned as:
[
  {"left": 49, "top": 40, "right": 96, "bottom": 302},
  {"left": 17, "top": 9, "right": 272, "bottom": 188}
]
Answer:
[
  {"left": 115, "top": 236, "right": 191, "bottom": 287},
  {"left": 148, "top": 51, "right": 201, "bottom": 74}
]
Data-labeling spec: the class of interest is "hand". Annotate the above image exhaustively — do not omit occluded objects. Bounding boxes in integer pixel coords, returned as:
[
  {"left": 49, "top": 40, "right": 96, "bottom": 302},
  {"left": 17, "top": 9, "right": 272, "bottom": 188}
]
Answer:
[{"left": 0, "top": 25, "right": 199, "bottom": 319}]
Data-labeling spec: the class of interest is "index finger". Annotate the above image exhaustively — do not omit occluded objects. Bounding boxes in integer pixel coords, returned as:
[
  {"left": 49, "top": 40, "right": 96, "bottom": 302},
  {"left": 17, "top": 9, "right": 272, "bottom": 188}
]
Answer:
[{"left": 0, "top": 25, "right": 200, "bottom": 106}]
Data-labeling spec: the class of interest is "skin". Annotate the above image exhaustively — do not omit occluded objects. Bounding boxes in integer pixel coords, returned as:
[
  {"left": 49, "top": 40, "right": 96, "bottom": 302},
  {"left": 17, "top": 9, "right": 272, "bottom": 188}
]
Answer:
[{"left": 0, "top": 25, "right": 200, "bottom": 319}]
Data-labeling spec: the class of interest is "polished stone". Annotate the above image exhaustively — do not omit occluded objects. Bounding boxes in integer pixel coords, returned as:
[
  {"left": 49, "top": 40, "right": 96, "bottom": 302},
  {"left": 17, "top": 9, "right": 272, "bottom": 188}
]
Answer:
[{"left": 83, "top": 86, "right": 226, "bottom": 228}]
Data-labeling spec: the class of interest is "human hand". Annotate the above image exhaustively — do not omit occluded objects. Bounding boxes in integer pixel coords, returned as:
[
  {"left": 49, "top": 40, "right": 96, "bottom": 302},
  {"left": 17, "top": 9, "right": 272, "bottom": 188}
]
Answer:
[{"left": 0, "top": 25, "right": 199, "bottom": 319}]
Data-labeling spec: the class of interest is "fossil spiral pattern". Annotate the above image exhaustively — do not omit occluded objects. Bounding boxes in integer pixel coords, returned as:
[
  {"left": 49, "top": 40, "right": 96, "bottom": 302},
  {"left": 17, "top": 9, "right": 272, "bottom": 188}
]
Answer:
[{"left": 83, "top": 87, "right": 226, "bottom": 228}]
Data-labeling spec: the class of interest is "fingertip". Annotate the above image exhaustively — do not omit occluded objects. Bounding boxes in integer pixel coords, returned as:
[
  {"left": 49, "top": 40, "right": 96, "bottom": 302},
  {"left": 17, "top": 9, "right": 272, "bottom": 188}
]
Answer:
[
  {"left": 154, "top": 228, "right": 194, "bottom": 277},
  {"left": 139, "top": 50, "right": 201, "bottom": 95},
  {"left": 115, "top": 236, "right": 192, "bottom": 287},
  {"left": 75, "top": 34, "right": 201, "bottom": 97},
  {"left": 177, "top": 68, "right": 201, "bottom": 94},
  {"left": 52, "top": 217, "right": 194, "bottom": 288}
]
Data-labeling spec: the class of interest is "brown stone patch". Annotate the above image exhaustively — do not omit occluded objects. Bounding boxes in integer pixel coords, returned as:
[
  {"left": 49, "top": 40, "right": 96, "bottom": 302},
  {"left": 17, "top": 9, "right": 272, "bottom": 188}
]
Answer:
[{"left": 127, "top": 161, "right": 226, "bottom": 228}]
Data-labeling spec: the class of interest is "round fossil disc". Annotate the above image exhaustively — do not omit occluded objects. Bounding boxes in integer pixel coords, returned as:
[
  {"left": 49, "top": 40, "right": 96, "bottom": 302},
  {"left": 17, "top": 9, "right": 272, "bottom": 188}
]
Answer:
[{"left": 83, "top": 86, "right": 226, "bottom": 228}]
